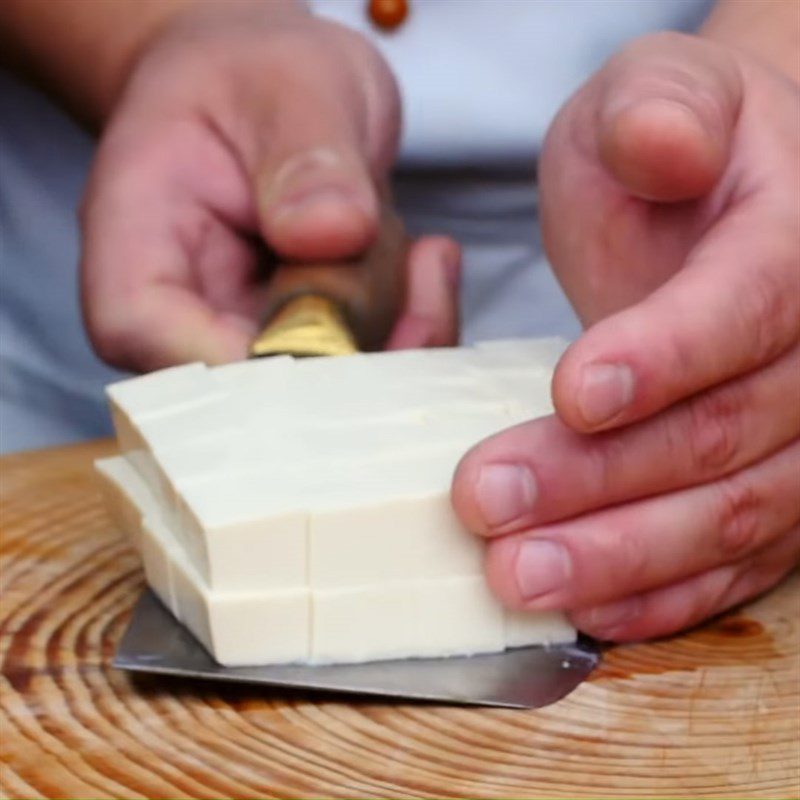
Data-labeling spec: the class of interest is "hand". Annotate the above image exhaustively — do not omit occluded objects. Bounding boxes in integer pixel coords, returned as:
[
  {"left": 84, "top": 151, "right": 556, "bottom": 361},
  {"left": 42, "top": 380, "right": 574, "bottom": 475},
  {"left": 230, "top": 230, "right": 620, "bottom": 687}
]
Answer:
[
  {"left": 452, "top": 32, "right": 799, "bottom": 641},
  {"left": 80, "top": 1, "right": 459, "bottom": 370}
]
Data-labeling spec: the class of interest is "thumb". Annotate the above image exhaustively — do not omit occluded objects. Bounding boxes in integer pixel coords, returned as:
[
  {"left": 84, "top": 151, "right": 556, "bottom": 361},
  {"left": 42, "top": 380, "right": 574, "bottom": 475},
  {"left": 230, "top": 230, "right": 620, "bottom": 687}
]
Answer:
[
  {"left": 248, "top": 34, "right": 400, "bottom": 261},
  {"left": 596, "top": 32, "right": 743, "bottom": 202}
]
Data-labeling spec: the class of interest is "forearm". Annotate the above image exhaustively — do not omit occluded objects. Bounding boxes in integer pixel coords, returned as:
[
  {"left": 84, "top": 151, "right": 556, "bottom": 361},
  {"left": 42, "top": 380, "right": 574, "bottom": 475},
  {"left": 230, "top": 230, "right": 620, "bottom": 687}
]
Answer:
[
  {"left": 0, "top": 0, "right": 304, "bottom": 128},
  {"left": 702, "top": 0, "right": 800, "bottom": 84}
]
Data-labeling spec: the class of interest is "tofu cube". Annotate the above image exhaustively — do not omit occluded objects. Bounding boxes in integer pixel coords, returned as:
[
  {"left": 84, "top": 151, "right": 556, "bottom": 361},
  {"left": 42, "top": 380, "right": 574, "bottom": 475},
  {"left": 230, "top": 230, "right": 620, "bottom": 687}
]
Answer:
[
  {"left": 171, "top": 555, "right": 310, "bottom": 666},
  {"left": 311, "top": 576, "right": 505, "bottom": 664}
]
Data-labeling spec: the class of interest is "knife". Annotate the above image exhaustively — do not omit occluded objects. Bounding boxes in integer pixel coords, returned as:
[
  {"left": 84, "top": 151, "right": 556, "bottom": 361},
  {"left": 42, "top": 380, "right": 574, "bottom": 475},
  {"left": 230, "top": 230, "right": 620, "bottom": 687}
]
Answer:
[{"left": 249, "top": 203, "right": 406, "bottom": 358}]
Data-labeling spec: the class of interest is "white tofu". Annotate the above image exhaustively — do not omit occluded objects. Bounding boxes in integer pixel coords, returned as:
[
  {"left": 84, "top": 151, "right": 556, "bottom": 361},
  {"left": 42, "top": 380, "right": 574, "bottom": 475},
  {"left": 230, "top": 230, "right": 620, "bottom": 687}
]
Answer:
[
  {"left": 153, "top": 413, "right": 513, "bottom": 590},
  {"left": 176, "top": 477, "right": 307, "bottom": 592},
  {"left": 504, "top": 609, "right": 578, "bottom": 648},
  {"left": 311, "top": 577, "right": 505, "bottom": 664},
  {"left": 211, "top": 355, "right": 294, "bottom": 387},
  {"left": 98, "top": 456, "right": 310, "bottom": 666},
  {"left": 292, "top": 347, "right": 476, "bottom": 384},
  {"left": 106, "top": 363, "right": 217, "bottom": 417},
  {"left": 490, "top": 372, "right": 555, "bottom": 420},
  {"left": 308, "top": 452, "right": 483, "bottom": 588},
  {"left": 107, "top": 364, "right": 222, "bottom": 457},
  {"left": 101, "top": 339, "right": 579, "bottom": 666},
  {"left": 153, "top": 408, "right": 511, "bottom": 484},
  {"left": 95, "top": 456, "right": 150, "bottom": 548},
  {"left": 96, "top": 458, "right": 177, "bottom": 609},
  {"left": 173, "top": 447, "right": 457, "bottom": 590},
  {"left": 475, "top": 337, "right": 568, "bottom": 370},
  {"left": 171, "top": 554, "right": 309, "bottom": 666},
  {"left": 140, "top": 515, "right": 180, "bottom": 615}
]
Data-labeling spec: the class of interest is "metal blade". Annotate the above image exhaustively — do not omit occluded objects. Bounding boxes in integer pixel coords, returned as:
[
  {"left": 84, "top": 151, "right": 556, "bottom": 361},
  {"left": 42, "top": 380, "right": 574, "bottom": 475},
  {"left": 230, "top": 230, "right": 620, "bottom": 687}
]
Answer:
[{"left": 114, "top": 590, "right": 599, "bottom": 709}]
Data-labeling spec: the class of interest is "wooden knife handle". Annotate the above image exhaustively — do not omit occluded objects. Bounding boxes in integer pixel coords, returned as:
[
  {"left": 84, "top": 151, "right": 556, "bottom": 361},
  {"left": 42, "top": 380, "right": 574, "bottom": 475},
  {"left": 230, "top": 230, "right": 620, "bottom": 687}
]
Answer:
[{"left": 254, "top": 204, "right": 406, "bottom": 354}]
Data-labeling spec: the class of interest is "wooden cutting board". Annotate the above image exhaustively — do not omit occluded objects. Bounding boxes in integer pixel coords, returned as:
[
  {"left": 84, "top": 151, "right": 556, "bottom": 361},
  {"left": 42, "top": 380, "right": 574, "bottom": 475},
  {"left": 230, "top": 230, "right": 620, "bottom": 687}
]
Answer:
[{"left": 1, "top": 440, "right": 798, "bottom": 799}]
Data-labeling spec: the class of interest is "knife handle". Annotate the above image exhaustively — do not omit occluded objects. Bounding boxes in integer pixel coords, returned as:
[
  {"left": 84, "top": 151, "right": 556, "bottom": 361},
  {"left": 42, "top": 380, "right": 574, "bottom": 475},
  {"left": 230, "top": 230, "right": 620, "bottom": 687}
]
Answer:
[{"left": 250, "top": 205, "right": 406, "bottom": 358}]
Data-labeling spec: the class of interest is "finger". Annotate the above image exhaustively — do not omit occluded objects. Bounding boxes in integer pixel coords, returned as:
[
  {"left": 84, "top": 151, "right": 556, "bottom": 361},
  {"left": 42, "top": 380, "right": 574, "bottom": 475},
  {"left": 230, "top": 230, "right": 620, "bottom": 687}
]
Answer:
[
  {"left": 386, "top": 236, "right": 461, "bottom": 349},
  {"left": 481, "top": 440, "right": 800, "bottom": 611},
  {"left": 90, "top": 285, "right": 254, "bottom": 370},
  {"left": 552, "top": 196, "right": 800, "bottom": 432},
  {"left": 242, "top": 28, "right": 401, "bottom": 261},
  {"left": 81, "top": 121, "right": 258, "bottom": 371},
  {"left": 595, "top": 32, "right": 742, "bottom": 202},
  {"left": 452, "top": 345, "right": 799, "bottom": 535},
  {"left": 570, "top": 526, "right": 800, "bottom": 641}
]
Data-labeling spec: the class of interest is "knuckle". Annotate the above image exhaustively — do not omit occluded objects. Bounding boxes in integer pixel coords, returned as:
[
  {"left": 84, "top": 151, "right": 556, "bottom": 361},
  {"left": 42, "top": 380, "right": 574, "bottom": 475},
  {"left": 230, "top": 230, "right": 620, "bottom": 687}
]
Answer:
[
  {"left": 684, "top": 384, "right": 747, "bottom": 476},
  {"left": 599, "top": 526, "right": 649, "bottom": 584},
  {"left": 714, "top": 476, "right": 764, "bottom": 559},
  {"left": 735, "top": 268, "right": 797, "bottom": 366}
]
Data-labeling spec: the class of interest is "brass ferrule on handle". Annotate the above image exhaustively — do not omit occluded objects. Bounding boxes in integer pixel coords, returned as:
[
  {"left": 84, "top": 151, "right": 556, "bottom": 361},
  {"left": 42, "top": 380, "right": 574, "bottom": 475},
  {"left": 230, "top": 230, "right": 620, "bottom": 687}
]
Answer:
[
  {"left": 248, "top": 201, "right": 407, "bottom": 359},
  {"left": 249, "top": 293, "right": 359, "bottom": 359}
]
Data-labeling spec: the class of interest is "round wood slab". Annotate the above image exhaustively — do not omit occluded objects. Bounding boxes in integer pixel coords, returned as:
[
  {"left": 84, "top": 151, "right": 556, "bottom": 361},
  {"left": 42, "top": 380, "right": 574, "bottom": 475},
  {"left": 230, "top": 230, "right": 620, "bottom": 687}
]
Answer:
[{"left": 1, "top": 441, "right": 798, "bottom": 799}]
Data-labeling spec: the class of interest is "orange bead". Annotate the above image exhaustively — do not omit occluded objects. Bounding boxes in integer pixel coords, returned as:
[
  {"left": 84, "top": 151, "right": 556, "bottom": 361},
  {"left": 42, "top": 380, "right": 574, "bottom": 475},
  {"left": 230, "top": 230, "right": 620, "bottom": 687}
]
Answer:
[{"left": 367, "top": 0, "right": 409, "bottom": 31}]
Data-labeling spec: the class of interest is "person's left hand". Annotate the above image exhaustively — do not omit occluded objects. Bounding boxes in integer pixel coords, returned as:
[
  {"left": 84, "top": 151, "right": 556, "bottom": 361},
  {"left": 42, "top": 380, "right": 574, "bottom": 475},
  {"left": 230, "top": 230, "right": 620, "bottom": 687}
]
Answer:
[{"left": 452, "top": 32, "right": 799, "bottom": 641}]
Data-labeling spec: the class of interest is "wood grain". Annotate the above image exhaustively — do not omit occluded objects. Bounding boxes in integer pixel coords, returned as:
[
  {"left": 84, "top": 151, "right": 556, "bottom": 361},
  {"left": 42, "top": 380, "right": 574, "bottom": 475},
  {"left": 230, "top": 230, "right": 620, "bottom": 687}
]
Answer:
[{"left": 1, "top": 440, "right": 798, "bottom": 799}]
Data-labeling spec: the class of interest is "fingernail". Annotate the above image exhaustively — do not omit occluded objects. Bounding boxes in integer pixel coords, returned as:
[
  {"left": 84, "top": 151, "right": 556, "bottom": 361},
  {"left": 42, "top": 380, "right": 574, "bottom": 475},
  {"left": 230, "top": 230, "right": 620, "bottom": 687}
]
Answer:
[
  {"left": 273, "top": 185, "right": 367, "bottom": 223},
  {"left": 269, "top": 148, "right": 342, "bottom": 197},
  {"left": 515, "top": 539, "right": 572, "bottom": 601},
  {"left": 587, "top": 596, "right": 643, "bottom": 633},
  {"left": 475, "top": 463, "right": 537, "bottom": 529},
  {"left": 266, "top": 147, "right": 371, "bottom": 220},
  {"left": 578, "top": 363, "right": 635, "bottom": 427}
]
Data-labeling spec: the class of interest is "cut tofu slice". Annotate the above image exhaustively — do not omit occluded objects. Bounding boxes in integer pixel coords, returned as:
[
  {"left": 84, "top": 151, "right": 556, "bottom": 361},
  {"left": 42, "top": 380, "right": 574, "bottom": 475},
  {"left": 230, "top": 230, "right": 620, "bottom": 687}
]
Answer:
[
  {"left": 95, "top": 456, "right": 150, "bottom": 549},
  {"left": 308, "top": 454, "right": 482, "bottom": 588},
  {"left": 175, "top": 478, "right": 307, "bottom": 592},
  {"left": 504, "top": 609, "right": 578, "bottom": 648},
  {"left": 311, "top": 577, "right": 505, "bottom": 664},
  {"left": 173, "top": 447, "right": 463, "bottom": 590},
  {"left": 96, "top": 457, "right": 178, "bottom": 615},
  {"left": 171, "top": 554, "right": 310, "bottom": 666},
  {"left": 140, "top": 515, "right": 180, "bottom": 614},
  {"left": 97, "top": 457, "right": 310, "bottom": 665}
]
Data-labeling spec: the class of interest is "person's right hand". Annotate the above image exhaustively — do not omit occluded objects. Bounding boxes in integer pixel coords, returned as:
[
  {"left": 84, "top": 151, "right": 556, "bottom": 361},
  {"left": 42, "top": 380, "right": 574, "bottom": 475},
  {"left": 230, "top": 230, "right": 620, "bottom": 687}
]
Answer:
[{"left": 80, "top": 0, "right": 460, "bottom": 371}]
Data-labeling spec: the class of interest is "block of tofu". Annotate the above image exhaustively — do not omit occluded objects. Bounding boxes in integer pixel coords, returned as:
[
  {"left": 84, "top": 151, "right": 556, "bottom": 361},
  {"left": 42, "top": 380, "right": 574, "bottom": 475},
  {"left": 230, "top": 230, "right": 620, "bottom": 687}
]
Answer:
[
  {"left": 311, "top": 577, "right": 505, "bottom": 664},
  {"left": 100, "top": 338, "right": 578, "bottom": 667}
]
